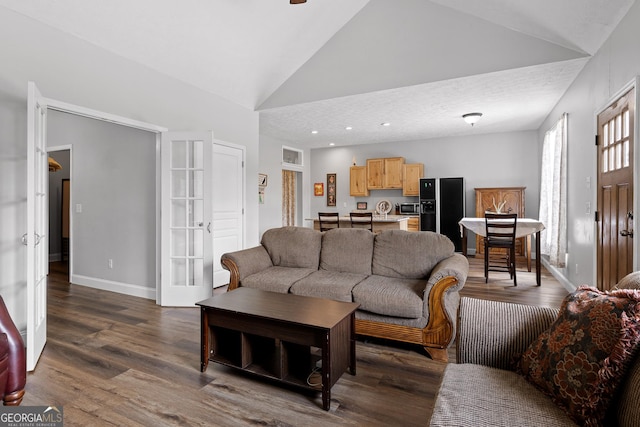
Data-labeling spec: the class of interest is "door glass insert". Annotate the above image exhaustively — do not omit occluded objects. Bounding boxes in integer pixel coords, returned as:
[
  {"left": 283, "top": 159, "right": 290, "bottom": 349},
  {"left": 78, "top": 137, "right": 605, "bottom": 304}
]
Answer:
[{"left": 170, "top": 138, "right": 206, "bottom": 288}]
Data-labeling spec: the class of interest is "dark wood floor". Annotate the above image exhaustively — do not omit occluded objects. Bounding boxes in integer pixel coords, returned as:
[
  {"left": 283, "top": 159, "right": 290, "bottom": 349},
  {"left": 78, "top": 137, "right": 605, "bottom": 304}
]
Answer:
[{"left": 23, "top": 257, "right": 569, "bottom": 426}]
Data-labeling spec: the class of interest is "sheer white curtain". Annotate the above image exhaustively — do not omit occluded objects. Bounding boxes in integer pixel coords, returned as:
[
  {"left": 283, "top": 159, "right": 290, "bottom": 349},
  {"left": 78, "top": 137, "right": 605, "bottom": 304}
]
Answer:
[{"left": 539, "top": 113, "right": 567, "bottom": 267}]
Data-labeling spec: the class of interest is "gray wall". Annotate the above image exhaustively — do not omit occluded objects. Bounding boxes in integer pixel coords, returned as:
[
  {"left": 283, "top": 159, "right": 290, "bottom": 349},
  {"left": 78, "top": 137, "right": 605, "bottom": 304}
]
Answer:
[
  {"left": 538, "top": 0, "right": 640, "bottom": 287},
  {"left": 0, "top": 7, "right": 259, "bottom": 331},
  {"left": 48, "top": 111, "right": 157, "bottom": 292},
  {"left": 309, "top": 131, "right": 540, "bottom": 229}
]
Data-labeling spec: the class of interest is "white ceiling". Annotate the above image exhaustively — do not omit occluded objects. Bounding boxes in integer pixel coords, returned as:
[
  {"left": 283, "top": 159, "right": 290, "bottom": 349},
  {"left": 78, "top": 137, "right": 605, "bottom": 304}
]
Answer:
[{"left": 0, "top": 0, "right": 635, "bottom": 148}]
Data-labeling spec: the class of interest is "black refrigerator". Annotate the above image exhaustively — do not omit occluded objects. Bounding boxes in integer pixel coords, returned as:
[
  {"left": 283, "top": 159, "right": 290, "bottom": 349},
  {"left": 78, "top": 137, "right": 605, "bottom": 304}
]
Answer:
[{"left": 419, "top": 177, "right": 465, "bottom": 252}]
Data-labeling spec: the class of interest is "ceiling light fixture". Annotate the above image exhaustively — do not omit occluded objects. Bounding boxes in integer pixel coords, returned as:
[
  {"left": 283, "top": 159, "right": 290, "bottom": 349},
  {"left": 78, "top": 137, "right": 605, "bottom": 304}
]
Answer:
[
  {"left": 290, "top": 0, "right": 306, "bottom": 4},
  {"left": 381, "top": 122, "right": 391, "bottom": 127},
  {"left": 462, "top": 112, "right": 483, "bottom": 126},
  {"left": 345, "top": 126, "right": 353, "bottom": 130},
  {"left": 311, "top": 130, "right": 318, "bottom": 134},
  {"left": 329, "top": 143, "right": 335, "bottom": 146}
]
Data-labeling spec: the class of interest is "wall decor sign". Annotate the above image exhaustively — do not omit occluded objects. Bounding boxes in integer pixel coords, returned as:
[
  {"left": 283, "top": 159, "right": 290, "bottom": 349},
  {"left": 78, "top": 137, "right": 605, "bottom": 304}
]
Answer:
[
  {"left": 258, "top": 173, "right": 267, "bottom": 204},
  {"left": 314, "top": 183, "right": 324, "bottom": 196},
  {"left": 356, "top": 202, "right": 367, "bottom": 210},
  {"left": 327, "top": 173, "right": 336, "bottom": 206}
]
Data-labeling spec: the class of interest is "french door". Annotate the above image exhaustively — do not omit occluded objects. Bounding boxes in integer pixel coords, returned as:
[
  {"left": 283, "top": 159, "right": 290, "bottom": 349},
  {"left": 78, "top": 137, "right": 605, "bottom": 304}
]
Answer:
[
  {"left": 159, "top": 132, "right": 214, "bottom": 306},
  {"left": 26, "top": 82, "right": 48, "bottom": 371}
]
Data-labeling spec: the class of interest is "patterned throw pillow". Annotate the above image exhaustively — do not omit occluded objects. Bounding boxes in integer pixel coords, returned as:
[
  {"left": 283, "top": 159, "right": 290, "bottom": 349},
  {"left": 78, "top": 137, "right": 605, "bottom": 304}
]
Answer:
[{"left": 516, "top": 286, "right": 640, "bottom": 427}]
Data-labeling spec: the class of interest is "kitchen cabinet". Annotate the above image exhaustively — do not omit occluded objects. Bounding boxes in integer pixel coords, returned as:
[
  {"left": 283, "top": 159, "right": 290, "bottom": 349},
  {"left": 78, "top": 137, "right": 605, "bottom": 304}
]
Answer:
[
  {"left": 367, "top": 157, "right": 405, "bottom": 190},
  {"left": 407, "top": 217, "right": 419, "bottom": 232},
  {"left": 349, "top": 166, "right": 369, "bottom": 197},
  {"left": 474, "top": 187, "right": 526, "bottom": 256},
  {"left": 402, "top": 163, "right": 424, "bottom": 196}
]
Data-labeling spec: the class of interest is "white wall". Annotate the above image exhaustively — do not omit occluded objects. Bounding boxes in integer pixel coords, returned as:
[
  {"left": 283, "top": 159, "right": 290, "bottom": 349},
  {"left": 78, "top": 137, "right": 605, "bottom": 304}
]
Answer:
[
  {"left": 309, "top": 131, "right": 540, "bottom": 228},
  {"left": 538, "top": 0, "right": 640, "bottom": 288},
  {"left": 0, "top": 7, "right": 259, "bottom": 331},
  {"left": 258, "top": 134, "right": 311, "bottom": 237}
]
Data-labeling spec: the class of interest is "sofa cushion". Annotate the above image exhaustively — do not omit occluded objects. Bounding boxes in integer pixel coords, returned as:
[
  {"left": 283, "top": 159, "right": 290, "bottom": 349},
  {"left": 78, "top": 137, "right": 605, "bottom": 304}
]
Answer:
[
  {"left": 290, "top": 270, "right": 367, "bottom": 302},
  {"left": 372, "top": 230, "right": 454, "bottom": 279},
  {"left": 352, "top": 275, "right": 425, "bottom": 318},
  {"left": 516, "top": 286, "right": 640, "bottom": 427},
  {"left": 242, "top": 266, "right": 315, "bottom": 294},
  {"left": 430, "top": 364, "right": 576, "bottom": 427},
  {"left": 261, "top": 226, "right": 322, "bottom": 269},
  {"left": 320, "top": 228, "right": 374, "bottom": 275}
]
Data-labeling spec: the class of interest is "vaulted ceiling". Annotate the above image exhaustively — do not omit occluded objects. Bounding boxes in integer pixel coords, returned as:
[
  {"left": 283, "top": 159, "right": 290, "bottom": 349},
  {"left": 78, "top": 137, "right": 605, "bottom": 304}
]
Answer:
[{"left": 0, "top": 0, "right": 635, "bottom": 148}]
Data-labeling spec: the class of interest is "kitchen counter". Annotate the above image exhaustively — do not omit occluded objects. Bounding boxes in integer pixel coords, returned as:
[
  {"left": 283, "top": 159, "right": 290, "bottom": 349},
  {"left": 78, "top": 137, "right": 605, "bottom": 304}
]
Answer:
[{"left": 308, "top": 215, "right": 410, "bottom": 232}]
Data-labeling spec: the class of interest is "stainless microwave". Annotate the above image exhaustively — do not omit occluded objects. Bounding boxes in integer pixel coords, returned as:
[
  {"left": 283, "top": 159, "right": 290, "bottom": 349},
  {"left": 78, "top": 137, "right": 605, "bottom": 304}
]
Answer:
[{"left": 399, "top": 203, "right": 420, "bottom": 215}]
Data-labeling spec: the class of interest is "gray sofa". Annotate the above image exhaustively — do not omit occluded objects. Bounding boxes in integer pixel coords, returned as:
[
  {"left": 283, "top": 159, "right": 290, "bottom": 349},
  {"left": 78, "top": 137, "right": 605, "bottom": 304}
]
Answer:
[
  {"left": 220, "top": 226, "right": 469, "bottom": 361},
  {"left": 430, "top": 297, "right": 640, "bottom": 427}
]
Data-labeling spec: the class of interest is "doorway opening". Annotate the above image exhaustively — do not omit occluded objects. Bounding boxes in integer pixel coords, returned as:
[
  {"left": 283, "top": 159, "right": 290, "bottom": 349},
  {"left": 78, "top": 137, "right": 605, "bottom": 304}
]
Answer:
[
  {"left": 282, "top": 169, "right": 303, "bottom": 226},
  {"left": 47, "top": 148, "right": 71, "bottom": 282}
]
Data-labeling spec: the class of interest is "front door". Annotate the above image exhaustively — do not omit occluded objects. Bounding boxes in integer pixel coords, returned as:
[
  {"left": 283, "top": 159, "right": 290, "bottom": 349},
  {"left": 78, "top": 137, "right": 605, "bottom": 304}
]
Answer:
[
  {"left": 597, "top": 87, "right": 635, "bottom": 290},
  {"left": 26, "top": 82, "right": 48, "bottom": 371},
  {"left": 159, "top": 132, "right": 214, "bottom": 306}
]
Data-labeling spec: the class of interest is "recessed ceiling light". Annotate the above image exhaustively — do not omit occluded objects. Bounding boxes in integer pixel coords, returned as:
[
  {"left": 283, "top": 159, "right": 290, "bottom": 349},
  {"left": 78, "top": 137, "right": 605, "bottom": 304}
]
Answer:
[
  {"left": 329, "top": 142, "right": 335, "bottom": 146},
  {"left": 345, "top": 126, "right": 353, "bottom": 130},
  {"left": 311, "top": 130, "right": 318, "bottom": 134},
  {"left": 381, "top": 122, "right": 391, "bottom": 127}
]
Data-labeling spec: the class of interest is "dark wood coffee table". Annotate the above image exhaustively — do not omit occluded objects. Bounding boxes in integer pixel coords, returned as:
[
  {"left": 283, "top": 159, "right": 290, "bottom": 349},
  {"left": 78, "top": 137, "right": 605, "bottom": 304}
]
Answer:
[{"left": 197, "top": 287, "right": 359, "bottom": 410}]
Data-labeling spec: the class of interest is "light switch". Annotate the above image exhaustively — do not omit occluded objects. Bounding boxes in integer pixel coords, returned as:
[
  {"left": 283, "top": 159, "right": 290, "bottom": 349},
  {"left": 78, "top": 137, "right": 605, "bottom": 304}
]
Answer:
[{"left": 76, "top": 203, "right": 82, "bottom": 213}]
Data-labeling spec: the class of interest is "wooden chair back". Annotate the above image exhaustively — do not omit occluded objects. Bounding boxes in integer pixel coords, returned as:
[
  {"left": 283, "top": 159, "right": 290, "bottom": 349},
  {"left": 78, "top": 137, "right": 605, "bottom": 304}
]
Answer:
[
  {"left": 350, "top": 212, "right": 373, "bottom": 232},
  {"left": 484, "top": 213, "right": 518, "bottom": 286},
  {"left": 318, "top": 212, "right": 340, "bottom": 231}
]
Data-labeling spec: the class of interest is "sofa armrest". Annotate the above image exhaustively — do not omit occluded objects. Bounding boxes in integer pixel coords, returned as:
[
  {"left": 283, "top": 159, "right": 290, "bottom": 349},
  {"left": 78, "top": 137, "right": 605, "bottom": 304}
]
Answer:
[
  {"left": 421, "top": 254, "right": 469, "bottom": 354},
  {"left": 221, "top": 246, "right": 273, "bottom": 290},
  {"left": 456, "top": 297, "right": 559, "bottom": 370},
  {"left": 426, "top": 253, "right": 469, "bottom": 293}
]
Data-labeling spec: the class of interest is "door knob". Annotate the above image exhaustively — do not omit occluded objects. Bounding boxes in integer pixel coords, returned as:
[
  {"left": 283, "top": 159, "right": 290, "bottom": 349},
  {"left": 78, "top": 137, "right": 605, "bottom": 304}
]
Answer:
[{"left": 620, "top": 229, "right": 634, "bottom": 237}]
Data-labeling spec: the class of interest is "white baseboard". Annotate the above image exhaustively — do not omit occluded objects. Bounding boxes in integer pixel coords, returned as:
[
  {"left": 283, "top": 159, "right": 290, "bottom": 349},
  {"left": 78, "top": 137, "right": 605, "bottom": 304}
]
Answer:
[
  {"left": 540, "top": 257, "right": 577, "bottom": 293},
  {"left": 49, "top": 252, "right": 62, "bottom": 262},
  {"left": 71, "top": 274, "right": 156, "bottom": 300}
]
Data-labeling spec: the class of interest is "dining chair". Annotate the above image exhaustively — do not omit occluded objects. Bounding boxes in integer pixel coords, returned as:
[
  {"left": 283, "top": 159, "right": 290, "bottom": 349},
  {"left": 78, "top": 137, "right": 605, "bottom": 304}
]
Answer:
[
  {"left": 349, "top": 212, "right": 373, "bottom": 232},
  {"left": 484, "top": 213, "right": 518, "bottom": 286},
  {"left": 318, "top": 212, "right": 340, "bottom": 231}
]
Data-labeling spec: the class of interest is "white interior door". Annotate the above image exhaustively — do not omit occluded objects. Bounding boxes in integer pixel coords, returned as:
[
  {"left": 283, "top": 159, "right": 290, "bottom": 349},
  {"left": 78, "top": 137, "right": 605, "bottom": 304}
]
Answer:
[
  {"left": 160, "top": 132, "right": 213, "bottom": 306},
  {"left": 26, "top": 81, "right": 48, "bottom": 371},
  {"left": 212, "top": 142, "right": 244, "bottom": 287}
]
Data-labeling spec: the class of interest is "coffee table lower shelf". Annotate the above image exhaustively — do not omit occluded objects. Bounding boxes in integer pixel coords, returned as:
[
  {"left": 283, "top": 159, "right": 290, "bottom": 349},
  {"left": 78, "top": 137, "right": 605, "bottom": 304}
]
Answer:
[{"left": 197, "top": 288, "right": 359, "bottom": 411}]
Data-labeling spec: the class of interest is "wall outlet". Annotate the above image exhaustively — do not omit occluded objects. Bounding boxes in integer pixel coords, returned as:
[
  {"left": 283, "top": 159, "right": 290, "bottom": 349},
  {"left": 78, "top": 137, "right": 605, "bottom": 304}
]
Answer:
[{"left": 108, "top": 259, "right": 113, "bottom": 269}]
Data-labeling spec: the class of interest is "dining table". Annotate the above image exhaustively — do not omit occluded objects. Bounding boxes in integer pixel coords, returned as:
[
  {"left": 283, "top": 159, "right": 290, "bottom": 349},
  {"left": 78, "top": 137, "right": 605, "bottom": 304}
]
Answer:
[{"left": 458, "top": 217, "right": 545, "bottom": 286}]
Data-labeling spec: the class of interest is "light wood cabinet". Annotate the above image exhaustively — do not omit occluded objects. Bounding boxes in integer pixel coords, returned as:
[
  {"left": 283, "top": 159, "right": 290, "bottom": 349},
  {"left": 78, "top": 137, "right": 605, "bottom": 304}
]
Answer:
[
  {"left": 366, "top": 158, "right": 385, "bottom": 189},
  {"left": 366, "top": 157, "right": 405, "bottom": 190},
  {"left": 475, "top": 187, "right": 526, "bottom": 256},
  {"left": 407, "top": 217, "right": 419, "bottom": 232},
  {"left": 403, "top": 163, "right": 424, "bottom": 196},
  {"left": 349, "top": 166, "right": 369, "bottom": 197},
  {"left": 383, "top": 157, "right": 404, "bottom": 189}
]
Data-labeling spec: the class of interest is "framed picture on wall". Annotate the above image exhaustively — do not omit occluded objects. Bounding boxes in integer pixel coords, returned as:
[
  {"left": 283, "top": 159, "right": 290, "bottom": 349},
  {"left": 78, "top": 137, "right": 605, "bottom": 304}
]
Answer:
[
  {"left": 327, "top": 173, "right": 336, "bottom": 207},
  {"left": 314, "top": 183, "right": 324, "bottom": 196},
  {"left": 356, "top": 202, "right": 367, "bottom": 210}
]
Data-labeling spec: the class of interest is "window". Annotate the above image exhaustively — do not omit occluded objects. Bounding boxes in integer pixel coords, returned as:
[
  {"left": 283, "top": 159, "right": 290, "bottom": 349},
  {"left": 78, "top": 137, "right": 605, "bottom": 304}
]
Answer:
[{"left": 539, "top": 114, "right": 567, "bottom": 267}]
